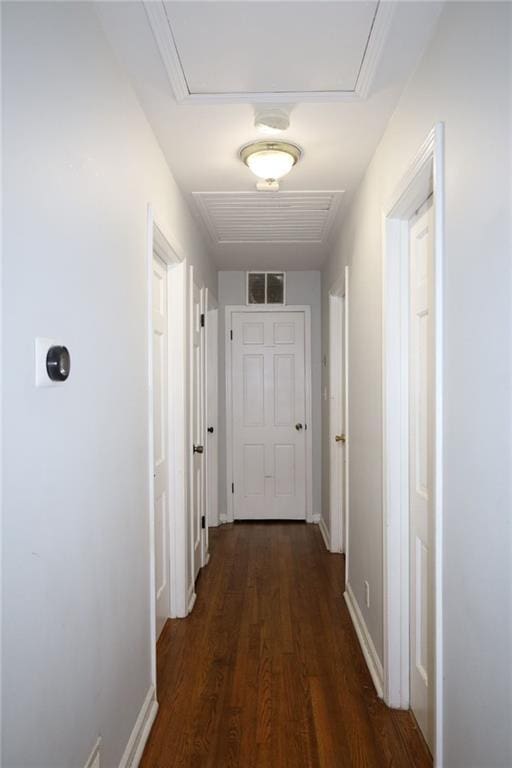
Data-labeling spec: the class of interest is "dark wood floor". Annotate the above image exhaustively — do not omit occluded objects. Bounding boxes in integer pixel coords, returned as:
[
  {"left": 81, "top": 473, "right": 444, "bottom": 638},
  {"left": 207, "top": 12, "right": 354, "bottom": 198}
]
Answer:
[{"left": 141, "top": 523, "right": 432, "bottom": 768}]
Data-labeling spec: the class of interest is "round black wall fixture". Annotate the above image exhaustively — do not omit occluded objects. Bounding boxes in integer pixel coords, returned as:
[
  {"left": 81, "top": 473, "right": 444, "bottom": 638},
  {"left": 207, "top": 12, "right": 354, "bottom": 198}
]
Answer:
[{"left": 46, "top": 345, "right": 71, "bottom": 382}]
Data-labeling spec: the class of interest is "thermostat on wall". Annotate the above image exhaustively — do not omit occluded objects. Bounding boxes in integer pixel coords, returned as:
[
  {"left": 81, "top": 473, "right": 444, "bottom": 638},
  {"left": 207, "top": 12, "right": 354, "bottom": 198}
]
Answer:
[{"left": 35, "top": 337, "right": 71, "bottom": 387}]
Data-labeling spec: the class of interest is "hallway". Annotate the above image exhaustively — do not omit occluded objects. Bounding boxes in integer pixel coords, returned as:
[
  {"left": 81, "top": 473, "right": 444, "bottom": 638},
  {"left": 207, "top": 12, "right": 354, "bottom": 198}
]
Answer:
[
  {"left": 141, "top": 524, "right": 431, "bottom": 768},
  {"left": 2, "top": 2, "right": 511, "bottom": 766}
]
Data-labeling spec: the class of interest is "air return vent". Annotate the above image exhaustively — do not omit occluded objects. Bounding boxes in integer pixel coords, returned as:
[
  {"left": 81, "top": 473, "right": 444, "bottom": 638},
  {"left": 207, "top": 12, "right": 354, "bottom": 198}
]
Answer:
[{"left": 192, "top": 191, "right": 343, "bottom": 245}]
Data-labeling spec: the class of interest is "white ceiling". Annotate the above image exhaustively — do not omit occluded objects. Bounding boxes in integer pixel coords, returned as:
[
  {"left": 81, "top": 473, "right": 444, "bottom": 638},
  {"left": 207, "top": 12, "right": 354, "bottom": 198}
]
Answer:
[{"left": 97, "top": 1, "right": 443, "bottom": 270}]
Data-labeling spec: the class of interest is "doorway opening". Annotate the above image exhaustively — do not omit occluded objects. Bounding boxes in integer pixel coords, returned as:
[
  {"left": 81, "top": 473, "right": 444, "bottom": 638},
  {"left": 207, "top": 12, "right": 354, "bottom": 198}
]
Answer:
[{"left": 382, "top": 124, "right": 444, "bottom": 765}]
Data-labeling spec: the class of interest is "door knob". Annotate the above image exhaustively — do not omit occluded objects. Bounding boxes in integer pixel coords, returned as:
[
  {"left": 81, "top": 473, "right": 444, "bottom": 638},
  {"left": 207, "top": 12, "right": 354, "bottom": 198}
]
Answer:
[
  {"left": 335, "top": 434, "right": 346, "bottom": 443},
  {"left": 295, "top": 423, "right": 303, "bottom": 431},
  {"left": 207, "top": 426, "right": 214, "bottom": 434},
  {"left": 193, "top": 444, "right": 204, "bottom": 454}
]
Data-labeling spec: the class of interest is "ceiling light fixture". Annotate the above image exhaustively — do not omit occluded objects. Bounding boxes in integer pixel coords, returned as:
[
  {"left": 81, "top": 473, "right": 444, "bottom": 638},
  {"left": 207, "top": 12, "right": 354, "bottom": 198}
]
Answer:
[
  {"left": 254, "top": 107, "right": 290, "bottom": 135},
  {"left": 240, "top": 141, "right": 302, "bottom": 191}
]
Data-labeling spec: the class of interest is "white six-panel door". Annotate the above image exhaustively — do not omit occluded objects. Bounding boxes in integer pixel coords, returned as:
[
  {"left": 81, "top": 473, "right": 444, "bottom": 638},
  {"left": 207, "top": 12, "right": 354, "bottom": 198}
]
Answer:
[
  {"left": 231, "top": 311, "right": 306, "bottom": 520},
  {"left": 152, "top": 255, "right": 170, "bottom": 640},
  {"left": 409, "top": 202, "right": 434, "bottom": 750}
]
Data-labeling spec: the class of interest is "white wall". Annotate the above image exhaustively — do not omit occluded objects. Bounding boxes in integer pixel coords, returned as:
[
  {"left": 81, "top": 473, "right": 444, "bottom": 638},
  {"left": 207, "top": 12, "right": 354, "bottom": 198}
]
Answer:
[
  {"left": 322, "top": 3, "right": 511, "bottom": 766},
  {"left": 1, "top": 2, "right": 216, "bottom": 766},
  {"left": 218, "top": 271, "right": 322, "bottom": 521}
]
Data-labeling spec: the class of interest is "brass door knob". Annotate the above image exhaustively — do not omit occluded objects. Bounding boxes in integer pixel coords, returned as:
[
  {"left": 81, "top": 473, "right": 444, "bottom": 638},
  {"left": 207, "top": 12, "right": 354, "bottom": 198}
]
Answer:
[
  {"left": 193, "top": 444, "right": 204, "bottom": 454},
  {"left": 335, "top": 434, "right": 346, "bottom": 443}
]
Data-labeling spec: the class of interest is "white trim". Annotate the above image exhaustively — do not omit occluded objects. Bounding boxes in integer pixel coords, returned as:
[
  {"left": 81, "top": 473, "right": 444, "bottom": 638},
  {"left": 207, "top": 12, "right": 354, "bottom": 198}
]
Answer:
[
  {"left": 187, "top": 582, "right": 197, "bottom": 614},
  {"left": 147, "top": 207, "right": 189, "bottom": 669},
  {"left": 146, "top": 210, "right": 157, "bottom": 688},
  {"left": 343, "top": 267, "right": 350, "bottom": 586},
  {"left": 187, "top": 266, "right": 207, "bottom": 601},
  {"left": 143, "top": 1, "right": 395, "bottom": 104},
  {"left": 355, "top": 0, "right": 396, "bottom": 99},
  {"left": 328, "top": 291, "right": 344, "bottom": 553},
  {"left": 206, "top": 307, "right": 219, "bottom": 527},
  {"left": 382, "top": 124, "right": 444, "bottom": 766},
  {"left": 167, "top": 259, "right": 188, "bottom": 618},
  {"left": 83, "top": 738, "right": 101, "bottom": 768},
  {"left": 344, "top": 584, "right": 384, "bottom": 698},
  {"left": 118, "top": 686, "right": 158, "bottom": 768},
  {"left": 318, "top": 516, "right": 331, "bottom": 552},
  {"left": 225, "top": 304, "right": 313, "bottom": 523},
  {"left": 329, "top": 269, "right": 350, "bottom": 575},
  {"left": 200, "top": 285, "right": 209, "bottom": 568}
]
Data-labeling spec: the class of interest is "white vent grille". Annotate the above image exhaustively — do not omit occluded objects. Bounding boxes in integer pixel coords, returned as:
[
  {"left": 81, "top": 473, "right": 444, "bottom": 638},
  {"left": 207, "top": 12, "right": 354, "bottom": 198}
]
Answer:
[{"left": 192, "top": 191, "right": 344, "bottom": 245}]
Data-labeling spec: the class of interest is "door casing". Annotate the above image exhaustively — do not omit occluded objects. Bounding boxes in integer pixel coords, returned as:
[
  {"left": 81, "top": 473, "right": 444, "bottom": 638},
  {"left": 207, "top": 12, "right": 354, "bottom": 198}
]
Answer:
[
  {"left": 152, "top": 253, "right": 170, "bottom": 642},
  {"left": 206, "top": 304, "right": 219, "bottom": 529},
  {"left": 188, "top": 269, "right": 207, "bottom": 607},
  {"left": 382, "top": 124, "right": 444, "bottom": 767},
  {"left": 326, "top": 270, "right": 349, "bottom": 556},
  {"left": 225, "top": 305, "right": 313, "bottom": 524},
  {"left": 147, "top": 206, "right": 189, "bottom": 699}
]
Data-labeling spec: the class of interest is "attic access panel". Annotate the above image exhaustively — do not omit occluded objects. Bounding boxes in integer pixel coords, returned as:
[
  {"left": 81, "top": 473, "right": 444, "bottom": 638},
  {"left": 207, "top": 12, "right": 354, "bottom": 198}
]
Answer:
[{"left": 153, "top": 1, "right": 390, "bottom": 101}]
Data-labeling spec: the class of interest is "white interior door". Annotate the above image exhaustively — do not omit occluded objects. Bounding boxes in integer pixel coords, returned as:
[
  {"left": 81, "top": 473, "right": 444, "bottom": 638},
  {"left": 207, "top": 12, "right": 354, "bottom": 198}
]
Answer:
[
  {"left": 206, "top": 308, "right": 219, "bottom": 528},
  {"left": 409, "top": 201, "right": 434, "bottom": 750},
  {"left": 152, "top": 255, "right": 170, "bottom": 640},
  {"left": 231, "top": 311, "right": 306, "bottom": 520},
  {"left": 191, "top": 279, "right": 204, "bottom": 581}
]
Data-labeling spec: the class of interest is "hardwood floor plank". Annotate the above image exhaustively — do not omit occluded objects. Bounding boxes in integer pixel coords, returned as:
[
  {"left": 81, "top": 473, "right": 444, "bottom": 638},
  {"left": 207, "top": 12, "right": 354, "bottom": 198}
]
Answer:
[{"left": 140, "top": 523, "right": 432, "bottom": 768}]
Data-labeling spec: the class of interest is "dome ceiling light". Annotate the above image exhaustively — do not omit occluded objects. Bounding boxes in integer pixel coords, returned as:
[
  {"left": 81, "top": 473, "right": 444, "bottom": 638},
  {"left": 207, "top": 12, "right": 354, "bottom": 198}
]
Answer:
[{"left": 240, "top": 140, "right": 302, "bottom": 192}]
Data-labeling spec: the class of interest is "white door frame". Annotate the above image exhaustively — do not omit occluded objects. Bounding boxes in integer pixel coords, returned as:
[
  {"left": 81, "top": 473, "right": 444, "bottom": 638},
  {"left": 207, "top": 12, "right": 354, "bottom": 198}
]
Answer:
[
  {"left": 147, "top": 206, "right": 189, "bottom": 694},
  {"left": 382, "top": 124, "right": 444, "bottom": 767},
  {"left": 187, "top": 268, "right": 207, "bottom": 610},
  {"left": 327, "top": 269, "right": 349, "bottom": 554},
  {"left": 206, "top": 301, "right": 219, "bottom": 529},
  {"left": 200, "top": 283, "right": 209, "bottom": 568},
  {"left": 225, "top": 304, "right": 313, "bottom": 524}
]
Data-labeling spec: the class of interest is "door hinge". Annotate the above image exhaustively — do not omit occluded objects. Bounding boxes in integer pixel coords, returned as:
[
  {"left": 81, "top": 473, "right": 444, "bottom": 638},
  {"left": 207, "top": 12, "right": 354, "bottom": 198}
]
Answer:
[
  {"left": 230, "top": 329, "right": 233, "bottom": 341},
  {"left": 200, "top": 313, "right": 205, "bottom": 328},
  {"left": 231, "top": 482, "right": 234, "bottom": 494},
  {"left": 201, "top": 515, "right": 206, "bottom": 529}
]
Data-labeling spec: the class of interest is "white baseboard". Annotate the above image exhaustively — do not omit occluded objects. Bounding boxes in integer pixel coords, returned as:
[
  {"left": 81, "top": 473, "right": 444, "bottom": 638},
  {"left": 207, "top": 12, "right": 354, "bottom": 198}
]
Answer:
[
  {"left": 318, "top": 516, "right": 331, "bottom": 551},
  {"left": 219, "top": 514, "right": 228, "bottom": 524},
  {"left": 118, "top": 685, "right": 158, "bottom": 768},
  {"left": 187, "top": 584, "right": 197, "bottom": 614},
  {"left": 344, "top": 583, "right": 384, "bottom": 698},
  {"left": 311, "top": 513, "right": 321, "bottom": 523},
  {"left": 203, "top": 552, "right": 210, "bottom": 567}
]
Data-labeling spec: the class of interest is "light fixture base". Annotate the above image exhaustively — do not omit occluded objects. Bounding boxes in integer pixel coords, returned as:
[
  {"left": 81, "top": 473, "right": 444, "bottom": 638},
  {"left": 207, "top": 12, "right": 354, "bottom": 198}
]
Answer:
[{"left": 256, "top": 179, "right": 280, "bottom": 192}]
